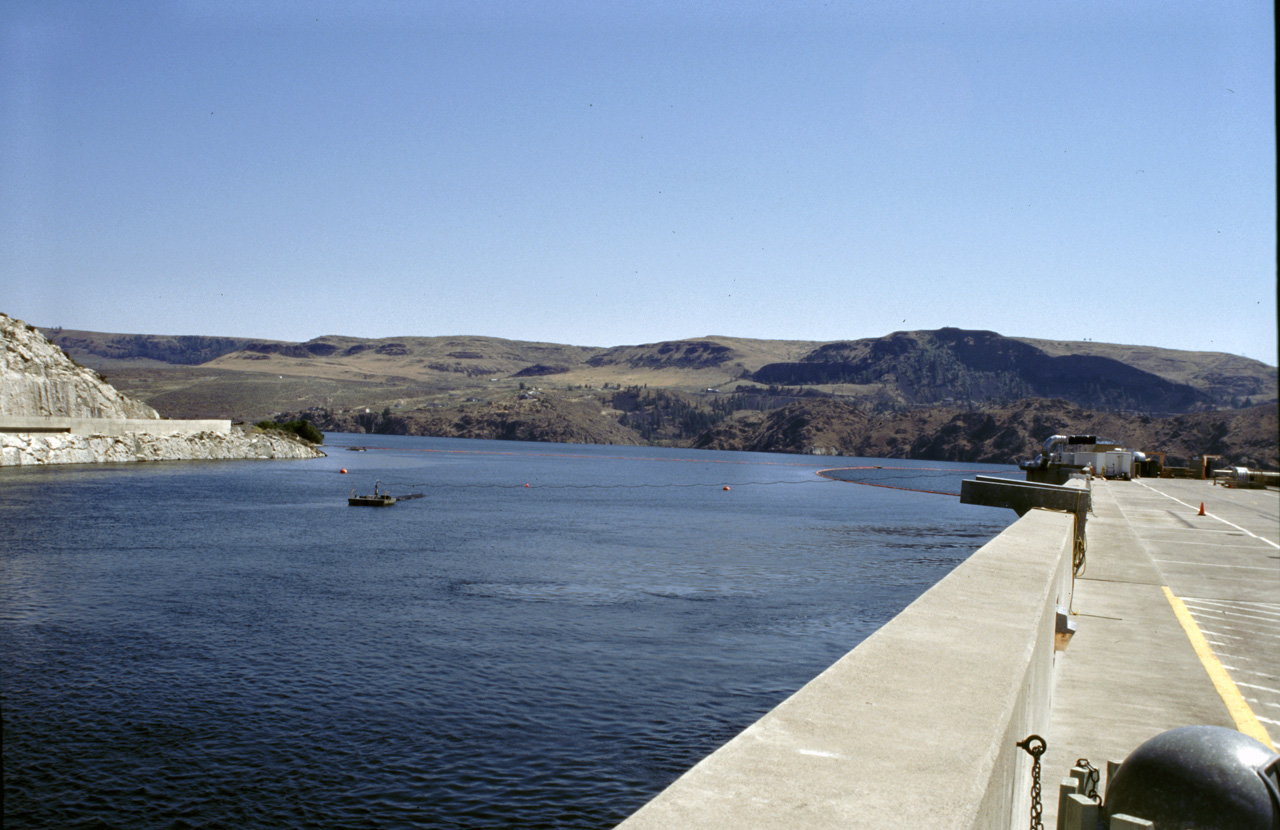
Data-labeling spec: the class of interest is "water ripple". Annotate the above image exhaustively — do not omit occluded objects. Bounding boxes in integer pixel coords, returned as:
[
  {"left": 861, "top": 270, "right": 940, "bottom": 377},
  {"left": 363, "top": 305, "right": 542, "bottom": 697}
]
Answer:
[{"left": 1, "top": 439, "right": 1013, "bottom": 829}]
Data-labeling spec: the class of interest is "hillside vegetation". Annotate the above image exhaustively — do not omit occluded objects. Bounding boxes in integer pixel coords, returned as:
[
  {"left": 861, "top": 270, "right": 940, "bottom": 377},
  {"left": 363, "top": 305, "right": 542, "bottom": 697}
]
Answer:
[{"left": 40, "top": 325, "right": 1278, "bottom": 468}]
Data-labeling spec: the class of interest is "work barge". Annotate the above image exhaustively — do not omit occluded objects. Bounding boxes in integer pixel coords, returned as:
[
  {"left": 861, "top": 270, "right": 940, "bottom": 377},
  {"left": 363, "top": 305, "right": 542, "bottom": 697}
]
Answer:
[{"left": 347, "top": 481, "right": 425, "bottom": 507}]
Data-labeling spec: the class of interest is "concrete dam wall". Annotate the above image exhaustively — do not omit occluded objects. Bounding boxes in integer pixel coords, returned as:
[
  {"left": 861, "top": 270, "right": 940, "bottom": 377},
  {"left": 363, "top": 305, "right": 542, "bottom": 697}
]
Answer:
[
  {"left": 619, "top": 505, "right": 1076, "bottom": 829},
  {"left": 0, "top": 415, "right": 231, "bottom": 436}
]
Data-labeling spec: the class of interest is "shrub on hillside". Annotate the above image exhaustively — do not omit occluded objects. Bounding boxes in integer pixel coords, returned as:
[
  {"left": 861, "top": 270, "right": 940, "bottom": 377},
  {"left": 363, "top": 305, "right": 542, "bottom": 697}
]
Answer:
[{"left": 256, "top": 419, "right": 324, "bottom": 444}]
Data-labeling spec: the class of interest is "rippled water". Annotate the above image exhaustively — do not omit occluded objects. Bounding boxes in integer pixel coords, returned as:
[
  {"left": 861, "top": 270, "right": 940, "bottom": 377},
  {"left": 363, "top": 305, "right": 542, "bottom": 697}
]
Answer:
[{"left": 1, "top": 435, "right": 1014, "bottom": 829}]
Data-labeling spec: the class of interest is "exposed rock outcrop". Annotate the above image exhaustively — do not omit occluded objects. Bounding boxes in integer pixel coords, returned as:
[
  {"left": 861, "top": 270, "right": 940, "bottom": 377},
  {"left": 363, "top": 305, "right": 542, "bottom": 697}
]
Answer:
[
  {"left": 3, "top": 313, "right": 159, "bottom": 418},
  {"left": 1, "top": 313, "right": 323, "bottom": 466}
]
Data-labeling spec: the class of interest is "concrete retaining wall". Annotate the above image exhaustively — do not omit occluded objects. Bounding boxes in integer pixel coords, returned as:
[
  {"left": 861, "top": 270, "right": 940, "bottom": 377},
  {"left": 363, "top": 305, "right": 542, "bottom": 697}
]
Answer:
[
  {"left": 618, "top": 506, "right": 1077, "bottom": 830},
  {"left": 0, "top": 416, "right": 230, "bottom": 437}
]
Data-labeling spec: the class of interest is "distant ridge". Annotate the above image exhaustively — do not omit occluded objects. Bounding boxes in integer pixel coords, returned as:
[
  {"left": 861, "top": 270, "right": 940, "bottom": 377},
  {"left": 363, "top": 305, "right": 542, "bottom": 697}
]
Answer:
[
  {"left": 751, "top": 328, "right": 1220, "bottom": 413},
  {"left": 35, "top": 323, "right": 1278, "bottom": 469},
  {"left": 43, "top": 325, "right": 1276, "bottom": 414}
]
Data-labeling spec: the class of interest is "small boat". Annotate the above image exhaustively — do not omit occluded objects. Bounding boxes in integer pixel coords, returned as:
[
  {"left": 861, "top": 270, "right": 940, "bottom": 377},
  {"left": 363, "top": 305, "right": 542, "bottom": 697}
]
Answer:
[
  {"left": 348, "top": 481, "right": 426, "bottom": 507},
  {"left": 349, "top": 481, "right": 397, "bottom": 507}
]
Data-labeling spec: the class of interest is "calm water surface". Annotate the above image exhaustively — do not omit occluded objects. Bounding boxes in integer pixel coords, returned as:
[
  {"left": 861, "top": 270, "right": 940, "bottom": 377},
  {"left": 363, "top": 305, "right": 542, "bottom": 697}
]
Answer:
[{"left": 1, "top": 435, "right": 1014, "bottom": 829}]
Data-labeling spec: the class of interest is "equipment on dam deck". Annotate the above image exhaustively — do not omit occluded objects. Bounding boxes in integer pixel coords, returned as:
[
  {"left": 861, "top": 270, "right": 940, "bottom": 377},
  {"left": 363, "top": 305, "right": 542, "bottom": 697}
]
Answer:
[
  {"left": 1021, "top": 434, "right": 1140, "bottom": 484},
  {"left": 1213, "top": 466, "right": 1280, "bottom": 489},
  {"left": 961, "top": 476, "right": 1090, "bottom": 518},
  {"left": 1055, "top": 726, "right": 1280, "bottom": 830},
  {"left": 960, "top": 476, "right": 1090, "bottom": 574}
]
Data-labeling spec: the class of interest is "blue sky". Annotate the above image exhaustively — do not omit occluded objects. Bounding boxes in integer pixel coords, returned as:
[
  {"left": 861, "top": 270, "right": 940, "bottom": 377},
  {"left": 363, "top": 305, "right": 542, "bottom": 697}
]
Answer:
[{"left": 3, "top": 1, "right": 1276, "bottom": 364}]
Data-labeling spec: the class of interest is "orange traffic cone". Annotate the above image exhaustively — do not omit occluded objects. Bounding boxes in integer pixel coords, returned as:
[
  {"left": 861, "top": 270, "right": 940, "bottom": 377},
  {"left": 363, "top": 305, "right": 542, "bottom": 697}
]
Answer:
[{"left": 1198, "top": 502, "right": 1205, "bottom": 516}]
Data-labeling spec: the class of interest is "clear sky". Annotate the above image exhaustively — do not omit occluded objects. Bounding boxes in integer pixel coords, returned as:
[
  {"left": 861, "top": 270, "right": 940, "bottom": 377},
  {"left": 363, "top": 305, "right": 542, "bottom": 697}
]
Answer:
[{"left": 3, "top": 1, "right": 1276, "bottom": 364}]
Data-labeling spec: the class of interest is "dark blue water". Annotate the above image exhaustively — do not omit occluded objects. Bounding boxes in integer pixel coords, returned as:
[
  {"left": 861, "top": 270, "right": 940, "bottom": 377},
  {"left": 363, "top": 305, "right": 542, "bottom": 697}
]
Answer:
[{"left": 1, "top": 435, "right": 1014, "bottom": 829}]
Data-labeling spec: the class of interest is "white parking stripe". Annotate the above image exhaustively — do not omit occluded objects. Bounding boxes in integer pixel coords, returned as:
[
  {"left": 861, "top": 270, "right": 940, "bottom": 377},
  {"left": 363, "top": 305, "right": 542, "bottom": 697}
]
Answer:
[
  {"left": 1156, "top": 559, "right": 1280, "bottom": 570},
  {"left": 1182, "top": 607, "right": 1280, "bottom": 623},
  {"left": 1134, "top": 481, "right": 1280, "bottom": 548}
]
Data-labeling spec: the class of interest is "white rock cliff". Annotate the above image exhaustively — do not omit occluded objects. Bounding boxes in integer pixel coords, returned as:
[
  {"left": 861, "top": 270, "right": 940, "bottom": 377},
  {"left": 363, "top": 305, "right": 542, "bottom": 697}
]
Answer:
[
  {"left": 2, "top": 313, "right": 159, "bottom": 419},
  {"left": 1, "top": 312, "right": 323, "bottom": 466}
]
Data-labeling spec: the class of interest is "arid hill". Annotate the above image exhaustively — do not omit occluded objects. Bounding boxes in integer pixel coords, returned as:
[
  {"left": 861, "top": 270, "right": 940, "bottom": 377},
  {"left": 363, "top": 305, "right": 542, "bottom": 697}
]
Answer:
[
  {"left": 46, "top": 326, "right": 1274, "bottom": 416},
  {"left": 39, "top": 324, "right": 1278, "bottom": 468},
  {"left": 749, "top": 328, "right": 1272, "bottom": 412}
]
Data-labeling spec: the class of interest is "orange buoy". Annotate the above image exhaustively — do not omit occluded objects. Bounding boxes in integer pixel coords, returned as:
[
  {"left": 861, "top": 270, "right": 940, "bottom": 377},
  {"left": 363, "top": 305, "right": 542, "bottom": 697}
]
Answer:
[
  {"left": 525, "top": 483, "right": 530, "bottom": 487},
  {"left": 340, "top": 468, "right": 347, "bottom": 474},
  {"left": 723, "top": 485, "right": 731, "bottom": 491},
  {"left": 1198, "top": 502, "right": 1205, "bottom": 516}
]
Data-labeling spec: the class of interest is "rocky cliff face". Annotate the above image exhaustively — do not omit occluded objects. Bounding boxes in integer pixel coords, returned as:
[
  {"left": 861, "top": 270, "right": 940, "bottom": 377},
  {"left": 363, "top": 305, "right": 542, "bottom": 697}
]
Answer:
[
  {"left": 1, "top": 313, "right": 323, "bottom": 466},
  {"left": 2, "top": 313, "right": 159, "bottom": 419}
]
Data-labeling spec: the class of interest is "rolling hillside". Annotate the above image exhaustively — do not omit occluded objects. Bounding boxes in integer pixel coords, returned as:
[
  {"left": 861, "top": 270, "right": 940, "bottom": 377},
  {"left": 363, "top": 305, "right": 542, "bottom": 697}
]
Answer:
[{"left": 37, "top": 323, "right": 1278, "bottom": 468}]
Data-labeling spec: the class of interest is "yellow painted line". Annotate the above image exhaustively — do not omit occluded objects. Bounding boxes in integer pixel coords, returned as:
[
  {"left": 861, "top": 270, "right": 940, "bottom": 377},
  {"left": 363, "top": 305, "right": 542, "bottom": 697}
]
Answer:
[{"left": 1163, "top": 586, "right": 1275, "bottom": 750}]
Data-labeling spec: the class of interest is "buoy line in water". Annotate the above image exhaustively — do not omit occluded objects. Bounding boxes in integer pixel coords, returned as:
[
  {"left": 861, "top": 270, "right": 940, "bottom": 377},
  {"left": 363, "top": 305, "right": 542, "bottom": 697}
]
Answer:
[
  {"left": 346, "top": 467, "right": 1020, "bottom": 496},
  {"left": 817, "top": 466, "right": 1020, "bottom": 497},
  {"left": 335, "top": 448, "right": 1020, "bottom": 496},
  {"left": 356, "top": 477, "right": 835, "bottom": 491},
  {"left": 340, "top": 444, "right": 824, "bottom": 467}
]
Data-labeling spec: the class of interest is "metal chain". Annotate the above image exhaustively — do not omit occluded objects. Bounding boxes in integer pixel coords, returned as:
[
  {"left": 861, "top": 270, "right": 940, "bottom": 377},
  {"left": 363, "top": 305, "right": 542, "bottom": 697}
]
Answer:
[
  {"left": 1017, "top": 734, "right": 1047, "bottom": 830},
  {"left": 1075, "top": 758, "right": 1101, "bottom": 803},
  {"left": 1072, "top": 514, "right": 1089, "bottom": 576}
]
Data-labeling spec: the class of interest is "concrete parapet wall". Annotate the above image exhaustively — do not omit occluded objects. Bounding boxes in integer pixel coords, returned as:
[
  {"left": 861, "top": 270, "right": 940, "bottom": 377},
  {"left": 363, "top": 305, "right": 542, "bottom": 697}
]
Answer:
[
  {"left": 0, "top": 416, "right": 230, "bottom": 437},
  {"left": 618, "top": 507, "right": 1076, "bottom": 830}
]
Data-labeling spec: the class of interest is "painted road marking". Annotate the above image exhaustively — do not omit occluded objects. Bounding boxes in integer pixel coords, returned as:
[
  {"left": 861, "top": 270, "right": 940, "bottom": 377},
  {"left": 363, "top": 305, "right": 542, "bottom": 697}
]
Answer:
[
  {"left": 1202, "top": 620, "right": 1280, "bottom": 632},
  {"left": 1188, "top": 597, "right": 1280, "bottom": 607},
  {"left": 1135, "top": 481, "right": 1280, "bottom": 549},
  {"left": 1187, "top": 599, "right": 1280, "bottom": 615},
  {"left": 1147, "top": 542, "right": 1276, "bottom": 553},
  {"left": 1154, "top": 559, "right": 1279, "bottom": 570},
  {"left": 1163, "top": 587, "right": 1275, "bottom": 750},
  {"left": 1184, "top": 607, "right": 1280, "bottom": 624},
  {"left": 1206, "top": 630, "right": 1280, "bottom": 644},
  {"left": 1229, "top": 669, "right": 1278, "bottom": 681},
  {"left": 1217, "top": 653, "right": 1275, "bottom": 666}
]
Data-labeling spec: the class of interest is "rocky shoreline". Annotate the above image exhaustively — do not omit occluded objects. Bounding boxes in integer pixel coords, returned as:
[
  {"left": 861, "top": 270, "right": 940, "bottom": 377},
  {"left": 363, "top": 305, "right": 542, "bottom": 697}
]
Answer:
[
  {"left": 1, "top": 424, "right": 323, "bottom": 467},
  {"left": 2, "top": 312, "right": 324, "bottom": 467}
]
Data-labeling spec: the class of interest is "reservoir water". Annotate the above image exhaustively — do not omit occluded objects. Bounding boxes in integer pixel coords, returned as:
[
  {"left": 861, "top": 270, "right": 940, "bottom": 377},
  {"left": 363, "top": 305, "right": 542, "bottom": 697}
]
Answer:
[{"left": 1, "top": 434, "right": 1014, "bottom": 829}]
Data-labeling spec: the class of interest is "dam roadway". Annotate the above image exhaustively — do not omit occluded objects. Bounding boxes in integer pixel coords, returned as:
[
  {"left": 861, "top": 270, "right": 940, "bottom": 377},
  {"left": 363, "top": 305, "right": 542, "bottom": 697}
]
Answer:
[
  {"left": 1043, "top": 476, "right": 1279, "bottom": 828},
  {"left": 618, "top": 475, "right": 1278, "bottom": 829}
]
